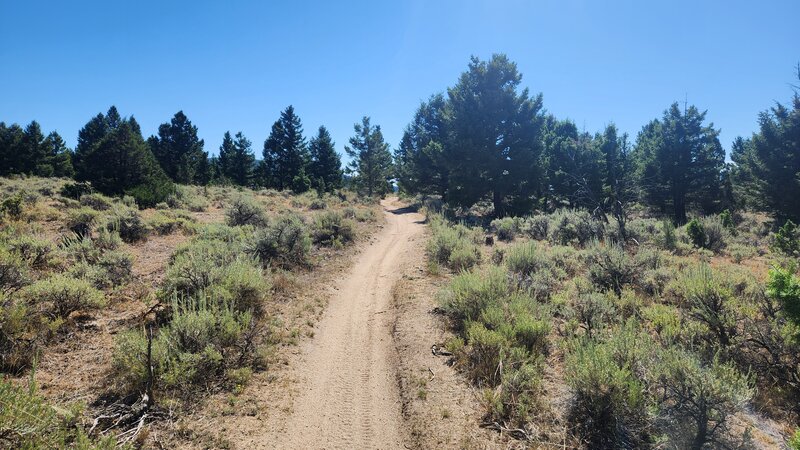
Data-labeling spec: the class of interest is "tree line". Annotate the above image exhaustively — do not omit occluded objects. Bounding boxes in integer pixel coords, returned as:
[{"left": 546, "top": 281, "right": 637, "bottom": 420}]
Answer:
[
  {"left": 0, "top": 105, "right": 395, "bottom": 206},
  {"left": 1, "top": 54, "right": 798, "bottom": 224},
  {"left": 396, "top": 55, "right": 800, "bottom": 226}
]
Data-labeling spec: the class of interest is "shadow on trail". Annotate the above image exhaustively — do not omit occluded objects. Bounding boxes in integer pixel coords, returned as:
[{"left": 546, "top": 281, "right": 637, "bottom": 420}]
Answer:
[{"left": 387, "top": 206, "right": 418, "bottom": 215}]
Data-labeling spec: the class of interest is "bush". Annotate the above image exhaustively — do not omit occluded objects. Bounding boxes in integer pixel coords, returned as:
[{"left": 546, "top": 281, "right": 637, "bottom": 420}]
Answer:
[
  {"left": 0, "top": 193, "right": 24, "bottom": 220},
  {"left": 521, "top": 214, "right": 549, "bottom": 240},
  {"left": 66, "top": 207, "right": 98, "bottom": 238},
  {"left": 439, "top": 266, "right": 508, "bottom": 328},
  {"left": 226, "top": 196, "right": 268, "bottom": 227},
  {"left": 687, "top": 218, "right": 706, "bottom": 249},
  {"left": 0, "top": 248, "right": 29, "bottom": 293},
  {"left": 427, "top": 220, "right": 481, "bottom": 271},
  {"left": 93, "top": 251, "right": 134, "bottom": 288},
  {"left": 113, "top": 298, "right": 258, "bottom": 395},
  {"left": 248, "top": 215, "right": 311, "bottom": 269},
  {"left": 0, "top": 378, "right": 120, "bottom": 449},
  {"left": 21, "top": 274, "right": 105, "bottom": 319},
  {"left": 653, "top": 350, "right": 753, "bottom": 449},
  {"left": 490, "top": 217, "right": 518, "bottom": 241},
  {"left": 566, "top": 325, "right": 652, "bottom": 448},
  {"left": 79, "top": 193, "right": 113, "bottom": 211},
  {"left": 772, "top": 220, "right": 800, "bottom": 256},
  {"left": 549, "top": 209, "right": 604, "bottom": 247},
  {"left": 766, "top": 265, "right": 800, "bottom": 328},
  {"left": 59, "top": 181, "right": 93, "bottom": 199},
  {"left": 7, "top": 234, "right": 54, "bottom": 268},
  {"left": 671, "top": 265, "right": 738, "bottom": 348},
  {"left": 106, "top": 207, "right": 149, "bottom": 243},
  {"left": 0, "top": 293, "right": 38, "bottom": 371},
  {"left": 587, "top": 243, "right": 637, "bottom": 297},
  {"left": 312, "top": 211, "right": 356, "bottom": 247}
]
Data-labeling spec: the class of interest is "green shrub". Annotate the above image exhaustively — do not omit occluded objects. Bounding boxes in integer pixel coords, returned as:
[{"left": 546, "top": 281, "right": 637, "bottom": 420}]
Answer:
[
  {"left": 21, "top": 274, "right": 105, "bottom": 319},
  {"left": 566, "top": 326, "right": 652, "bottom": 449},
  {"left": 226, "top": 196, "right": 268, "bottom": 227},
  {"left": 505, "top": 241, "right": 548, "bottom": 277},
  {"left": 652, "top": 350, "right": 753, "bottom": 449},
  {"left": 520, "top": 214, "right": 549, "bottom": 240},
  {"left": 719, "top": 209, "right": 735, "bottom": 231},
  {"left": 439, "top": 266, "right": 508, "bottom": 328},
  {"left": 0, "top": 193, "right": 24, "bottom": 220},
  {"left": 549, "top": 209, "right": 604, "bottom": 247},
  {"left": 0, "top": 378, "right": 121, "bottom": 449},
  {"left": 672, "top": 265, "right": 739, "bottom": 348},
  {"left": 789, "top": 429, "right": 800, "bottom": 450},
  {"left": 124, "top": 179, "right": 175, "bottom": 209},
  {"left": 66, "top": 207, "right": 98, "bottom": 238},
  {"left": 113, "top": 298, "right": 258, "bottom": 395},
  {"left": 0, "top": 293, "right": 38, "bottom": 371},
  {"left": 490, "top": 217, "right": 518, "bottom": 241},
  {"left": 766, "top": 265, "right": 800, "bottom": 329},
  {"left": 0, "top": 248, "right": 29, "bottom": 293},
  {"left": 248, "top": 215, "right": 311, "bottom": 269},
  {"left": 147, "top": 211, "right": 194, "bottom": 235},
  {"left": 7, "top": 234, "right": 54, "bottom": 268},
  {"left": 427, "top": 218, "right": 482, "bottom": 272},
  {"left": 447, "top": 241, "right": 481, "bottom": 271},
  {"left": 687, "top": 218, "right": 706, "bottom": 249},
  {"left": 79, "top": 193, "right": 113, "bottom": 211},
  {"left": 93, "top": 251, "right": 134, "bottom": 288},
  {"left": 312, "top": 211, "right": 356, "bottom": 247},
  {"left": 105, "top": 207, "right": 149, "bottom": 243},
  {"left": 59, "top": 181, "right": 93, "bottom": 199},
  {"left": 660, "top": 219, "right": 678, "bottom": 251},
  {"left": 93, "top": 228, "right": 122, "bottom": 251},
  {"left": 464, "top": 321, "right": 509, "bottom": 385},
  {"left": 572, "top": 292, "right": 616, "bottom": 337},
  {"left": 587, "top": 243, "right": 637, "bottom": 297},
  {"left": 772, "top": 220, "right": 800, "bottom": 256}
]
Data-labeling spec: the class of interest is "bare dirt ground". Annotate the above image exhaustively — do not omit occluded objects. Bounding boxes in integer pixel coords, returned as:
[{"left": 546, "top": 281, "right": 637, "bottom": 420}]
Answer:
[{"left": 265, "top": 198, "right": 424, "bottom": 449}]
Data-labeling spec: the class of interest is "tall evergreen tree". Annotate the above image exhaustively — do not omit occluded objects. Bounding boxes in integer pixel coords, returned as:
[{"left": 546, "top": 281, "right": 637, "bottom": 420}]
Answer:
[
  {"left": 217, "top": 131, "right": 235, "bottom": 183},
  {"left": 0, "top": 122, "right": 24, "bottom": 176},
  {"left": 262, "top": 105, "right": 309, "bottom": 190},
  {"left": 308, "top": 126, "right": 342, "bottom": 192},
  {"left": 394, "top": 94, "right": 450, "bottom": 199},
  {"left": 541, "top": 117, "right": 603, "bottom": 209},
  {"left": 42, "top": 131, "right": 74, "bottom": 178},
  {"left": 345, "top": 116, "right": 393, "bottom": 197},
  {"left": 19, "top": 121, "right": 47, "bottom": 175},
  {"left": 74, "top": 106, "right": 122, "bottom": 180},
  {"left": 230, "top": 132, "right": 255, "bottom": 186},
  {"left": 633, "top": 103, "right": 724, "bottom": 224},
  {"left": 737, "top": 70, "right": 800, "bottom": 222},
  {"left": 148, "top": 111, "right": 207, "bottom": 185},
  {"left": 729, "top": 136, "right": 760, "bottom": 209},
  {"left": 76, "top": 109, "right": 173, "bottom": 206},
  {"left": 446, "top": 54, "right": 545, "bottom": 216}
]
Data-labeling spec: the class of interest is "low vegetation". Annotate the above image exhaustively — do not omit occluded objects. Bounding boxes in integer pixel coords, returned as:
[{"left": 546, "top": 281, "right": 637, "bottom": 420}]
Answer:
[
  {"left": 0, "top": 176, "right": 380, "bottom": 447},
  {"left": 426, "top": 204, "right": 795, "bottom": 447}
]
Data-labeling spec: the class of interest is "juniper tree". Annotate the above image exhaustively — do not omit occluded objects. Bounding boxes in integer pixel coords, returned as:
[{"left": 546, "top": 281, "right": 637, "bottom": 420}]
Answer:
[
  {"left": 345, "top": 116, "right": 393, "bottom": 197},
  {"left": 148, "top": 111, "right": 207, "bottom": 185},
  {"left": 308, "top": 125, "right": 342, "bottom": 192},
  {"left": 632, "top": 103, "right": 725, "bottom": 224},
  {"left": 446, "top": 54, "right": 545, "bottom": 216},
  {"left": 262, "top": 105, "right": 309, "bottom": 191}
]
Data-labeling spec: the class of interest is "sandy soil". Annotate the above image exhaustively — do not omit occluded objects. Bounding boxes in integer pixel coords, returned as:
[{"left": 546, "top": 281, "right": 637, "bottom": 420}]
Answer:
[{"left": 258, "top": 198, "right": 424, "bottom": 449}]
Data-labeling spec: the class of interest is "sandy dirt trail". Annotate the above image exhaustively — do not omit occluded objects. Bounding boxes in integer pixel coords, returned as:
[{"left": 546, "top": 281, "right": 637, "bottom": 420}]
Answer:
[{"left": 271, "top": 198, "right": 425, "bottom": 449}]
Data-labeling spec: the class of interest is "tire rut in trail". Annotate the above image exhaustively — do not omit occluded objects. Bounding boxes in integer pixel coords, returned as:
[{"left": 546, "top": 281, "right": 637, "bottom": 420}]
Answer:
[{"left": 270, "top": 198, "right": 425, "bottom": 450}]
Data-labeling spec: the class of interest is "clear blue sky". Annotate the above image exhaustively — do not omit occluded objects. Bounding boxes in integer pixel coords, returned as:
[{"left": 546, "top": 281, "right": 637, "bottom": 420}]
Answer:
[{"left": 2, "top": 0, "right": 798, "bottom": 160}]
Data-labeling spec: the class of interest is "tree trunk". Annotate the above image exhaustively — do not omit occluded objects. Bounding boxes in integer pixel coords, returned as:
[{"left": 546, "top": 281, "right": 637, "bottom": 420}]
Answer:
[
  {"left": 674, "top": 193, "right": 687, "bottom": 225},
  {"left": 692, "top": 409, "right": 708, "bottom": 450},
  {"left": 493, "top": 190, "right": 504, "bottom": 217}
]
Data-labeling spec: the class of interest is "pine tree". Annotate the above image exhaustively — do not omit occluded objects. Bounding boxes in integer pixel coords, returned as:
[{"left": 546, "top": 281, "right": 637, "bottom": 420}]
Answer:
[
  {"left": 42, "top": 131, "right": 74, "bottom": 178},
  {"left": 74, "top": 106, "right": 121, "bottom": 180},
  {"left": 217, "top": 131, "right": 235, "bottom": 184},
  {"left": 230, "top": 132, "right": 255, "bottom": 186},
  {"left": 149, "top": 111, "right": 207, "bottom": 185},
  {"left": 394, "top": 94, "right": 450, "bottom": 199},
  {"left": 541, "top": 117, "right": 603, "bottom": 209},
  {"left": 0, "top": 122, "right": 24, "bottom": 176},
  {"left": 308, "top": 126, "right": 342, "bottom": 192},
  {"left": 76, "top": 109, "right": 173, "bottom": 206},
  {"left": 262, "top": 105, "right": 309, "bottom": 191},
  {"left": 740, "top": 70, "right": 800, "bottom": 222},
  {"left": 345, "top": 116, "right": 393, "bottom": 197},
  {"left": 633, "top": 103, "right": 724, "bottom": 224},
  {"left": 19, "top": 121, "right": 47, "bottom": 175}
]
